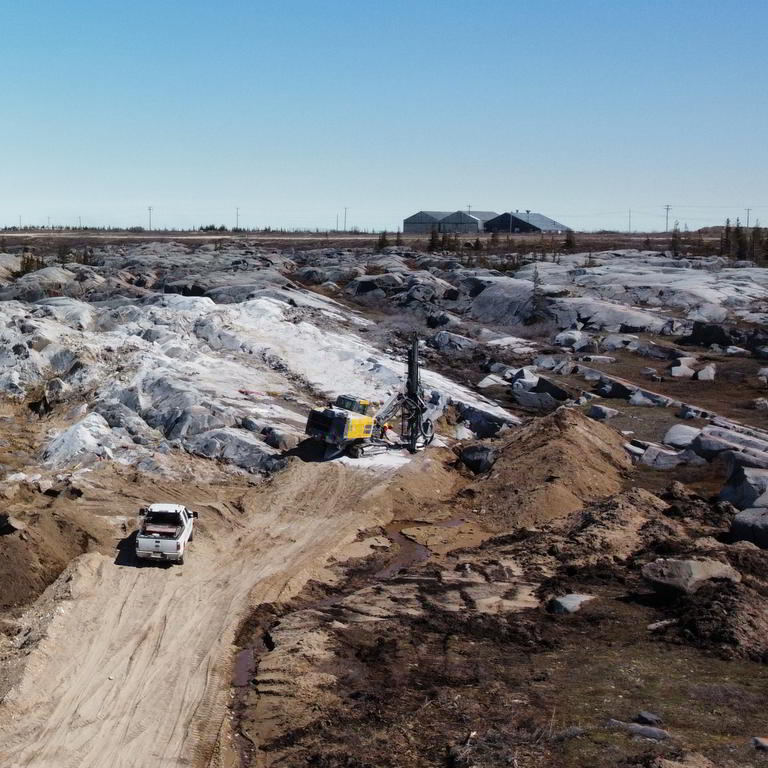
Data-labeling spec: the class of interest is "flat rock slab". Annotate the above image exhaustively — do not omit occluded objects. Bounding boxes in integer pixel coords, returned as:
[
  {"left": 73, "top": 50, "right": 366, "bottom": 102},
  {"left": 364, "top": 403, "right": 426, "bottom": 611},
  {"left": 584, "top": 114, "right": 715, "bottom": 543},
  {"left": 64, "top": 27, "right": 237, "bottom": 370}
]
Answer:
[{"left": 641, "top": 557, "right": 741, "bottom": 594}]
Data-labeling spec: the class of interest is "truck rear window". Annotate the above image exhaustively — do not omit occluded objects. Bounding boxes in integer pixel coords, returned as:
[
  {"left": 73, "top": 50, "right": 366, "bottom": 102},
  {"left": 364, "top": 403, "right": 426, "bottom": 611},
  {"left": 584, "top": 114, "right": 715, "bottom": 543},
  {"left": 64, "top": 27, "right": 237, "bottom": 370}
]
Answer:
[{"left": 145, "top": 511, "right": 182, "bottom": 526}]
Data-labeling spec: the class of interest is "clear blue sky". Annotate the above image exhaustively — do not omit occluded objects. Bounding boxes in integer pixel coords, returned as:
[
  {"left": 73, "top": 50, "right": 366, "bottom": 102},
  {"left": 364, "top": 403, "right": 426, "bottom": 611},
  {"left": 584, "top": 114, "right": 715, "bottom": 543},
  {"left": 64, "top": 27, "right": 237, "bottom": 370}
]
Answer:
[{"left": 1, "top": 0, "right": 766, "bottom": 232}]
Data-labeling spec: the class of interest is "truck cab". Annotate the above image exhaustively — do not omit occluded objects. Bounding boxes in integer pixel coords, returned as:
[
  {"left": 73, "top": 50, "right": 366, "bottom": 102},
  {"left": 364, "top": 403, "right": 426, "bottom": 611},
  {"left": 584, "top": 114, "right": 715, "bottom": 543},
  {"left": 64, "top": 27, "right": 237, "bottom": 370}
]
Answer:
[{"left": 135, "top": 503, "right": 198, "bottom": 565}]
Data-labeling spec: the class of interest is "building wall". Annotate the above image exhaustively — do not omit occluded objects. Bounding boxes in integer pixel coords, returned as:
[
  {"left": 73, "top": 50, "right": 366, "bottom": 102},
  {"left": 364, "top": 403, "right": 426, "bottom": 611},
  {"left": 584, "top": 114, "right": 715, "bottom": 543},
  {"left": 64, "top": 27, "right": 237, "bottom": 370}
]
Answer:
[
  {"left": 485, "top": 213, "right": 539, "bottom": 233},
  {"left": 439, "top": 212, "right": 480, "bottom": 234},
  {"left": 403, "top": 212, "right": 448, "bottom": 234}
]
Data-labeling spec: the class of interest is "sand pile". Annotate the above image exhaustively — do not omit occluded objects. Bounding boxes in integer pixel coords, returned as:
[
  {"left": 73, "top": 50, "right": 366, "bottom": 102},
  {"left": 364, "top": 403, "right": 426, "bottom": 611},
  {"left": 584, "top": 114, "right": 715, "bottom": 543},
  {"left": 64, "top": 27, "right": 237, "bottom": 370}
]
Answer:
[{"left": 464, "top": 407, "right": 632, "bottom": 528}]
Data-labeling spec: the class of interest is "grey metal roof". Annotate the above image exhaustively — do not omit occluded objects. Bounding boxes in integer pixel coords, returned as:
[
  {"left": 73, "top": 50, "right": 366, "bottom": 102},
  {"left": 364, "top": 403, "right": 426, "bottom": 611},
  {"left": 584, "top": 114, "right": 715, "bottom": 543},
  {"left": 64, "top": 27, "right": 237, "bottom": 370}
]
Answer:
[
  {"left": 442, "top": 210, "right": 499, "bottom": 222},
  {"left": 506, "top": 212, "right": 570, "bottom": 231},
  {"left": 404, "top": 210, "right": 452, "bottom": 221}
]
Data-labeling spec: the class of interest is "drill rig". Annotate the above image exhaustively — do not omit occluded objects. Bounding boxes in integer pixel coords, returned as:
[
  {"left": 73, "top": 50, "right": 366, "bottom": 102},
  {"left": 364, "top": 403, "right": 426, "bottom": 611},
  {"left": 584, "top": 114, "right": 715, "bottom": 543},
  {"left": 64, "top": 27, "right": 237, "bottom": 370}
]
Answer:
[{"left": 305, "top": 335, "right": 436, "bottom": 458}]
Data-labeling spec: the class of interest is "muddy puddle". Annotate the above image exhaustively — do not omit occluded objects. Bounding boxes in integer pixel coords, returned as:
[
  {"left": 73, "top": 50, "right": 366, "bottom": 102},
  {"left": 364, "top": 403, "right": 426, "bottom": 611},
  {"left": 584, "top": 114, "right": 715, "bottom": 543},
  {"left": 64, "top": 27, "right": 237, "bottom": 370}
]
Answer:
[{"left": 375, "top": 517, "right": 465, "bottom": 578}]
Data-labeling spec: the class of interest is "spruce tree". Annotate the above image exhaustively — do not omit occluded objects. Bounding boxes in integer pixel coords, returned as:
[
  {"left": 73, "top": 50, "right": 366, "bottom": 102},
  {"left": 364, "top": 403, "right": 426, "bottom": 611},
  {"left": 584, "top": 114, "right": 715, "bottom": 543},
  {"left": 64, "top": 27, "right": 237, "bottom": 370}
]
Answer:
[
  {"left": 734, "top": 218, "right": 747, "bottom": 260},
  {"left": 722, "top": 218, "right": 732, "bottom": 257},
  {"left": 670, "top": 222, "right": 681, "bottom": 258},
  {"left": 427, "top": 228, "right": 440, "bottom": 252},
  {"left": 530, "top": 266, "right": 544, "bottom": 321},
  {"left": 564, "top": 229, "right": 576, "bottom": 251},
  {"left": 395, "top": 230, "right": 402, "bottom": 246},
  {"left": 376, "top": 231, "right": 389, "bottom": 251}
]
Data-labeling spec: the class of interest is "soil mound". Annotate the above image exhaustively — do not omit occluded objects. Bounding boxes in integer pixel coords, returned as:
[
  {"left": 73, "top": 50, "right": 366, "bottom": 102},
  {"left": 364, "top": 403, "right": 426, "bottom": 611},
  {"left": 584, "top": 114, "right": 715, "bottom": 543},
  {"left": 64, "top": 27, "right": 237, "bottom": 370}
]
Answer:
[
  {"left": 0, "top": 488, "right": 108, "bottom": 612},
  {"left": 678, "top": 580, "right": 768, "bottom": 661},
  {"left": 464, "top": 407, "right": 631, "bottom": 529}
]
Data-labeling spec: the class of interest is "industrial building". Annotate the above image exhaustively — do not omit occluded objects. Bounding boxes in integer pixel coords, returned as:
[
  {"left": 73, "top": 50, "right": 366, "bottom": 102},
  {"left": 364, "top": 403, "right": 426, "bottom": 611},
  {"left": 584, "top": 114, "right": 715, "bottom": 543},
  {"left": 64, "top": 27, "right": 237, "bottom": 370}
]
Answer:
[
  {"left": 438, "top": 210, "right": 499, "bottom": 234},
  {"left": 402, "top": 211, "right": 452, "bottom": 234},
  {"left": 484, "top": 212, "right": 570, "bottom": 233},
  {"left": 402, "top": 209, "right": 570, "bottom": 234}
]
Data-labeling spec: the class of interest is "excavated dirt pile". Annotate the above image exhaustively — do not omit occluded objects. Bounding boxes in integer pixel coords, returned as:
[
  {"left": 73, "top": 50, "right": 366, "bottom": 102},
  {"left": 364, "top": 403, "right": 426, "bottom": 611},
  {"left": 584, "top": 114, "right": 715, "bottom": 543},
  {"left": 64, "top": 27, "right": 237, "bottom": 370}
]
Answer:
[
  {"left": 456, "top": 407, "right": 632, "bottom": 529},
  {"left": 231, "top": 451, "right": 768, "bottom": 768}
]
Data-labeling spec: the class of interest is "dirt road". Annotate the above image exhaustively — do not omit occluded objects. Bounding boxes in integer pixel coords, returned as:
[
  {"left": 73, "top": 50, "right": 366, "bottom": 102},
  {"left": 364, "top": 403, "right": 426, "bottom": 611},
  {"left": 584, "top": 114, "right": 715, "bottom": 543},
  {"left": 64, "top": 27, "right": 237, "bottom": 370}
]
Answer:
[{"left": 0, "top": 459, "right": 395, "bottom": 768}]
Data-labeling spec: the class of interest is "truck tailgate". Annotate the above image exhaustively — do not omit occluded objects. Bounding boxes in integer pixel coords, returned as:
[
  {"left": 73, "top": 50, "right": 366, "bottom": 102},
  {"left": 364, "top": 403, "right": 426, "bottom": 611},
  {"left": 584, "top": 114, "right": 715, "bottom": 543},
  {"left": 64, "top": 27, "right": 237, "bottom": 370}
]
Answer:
[{"left": 136, "top": 535, "right": 179, "bottom": 555}]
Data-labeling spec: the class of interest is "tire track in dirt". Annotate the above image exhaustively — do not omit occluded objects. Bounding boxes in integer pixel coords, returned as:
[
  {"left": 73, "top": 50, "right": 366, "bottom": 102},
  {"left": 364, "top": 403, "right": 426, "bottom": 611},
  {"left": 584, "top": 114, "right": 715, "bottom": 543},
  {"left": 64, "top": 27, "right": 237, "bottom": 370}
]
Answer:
[{"left": 0, "top": 460, "right": 398, "bottom": 768}]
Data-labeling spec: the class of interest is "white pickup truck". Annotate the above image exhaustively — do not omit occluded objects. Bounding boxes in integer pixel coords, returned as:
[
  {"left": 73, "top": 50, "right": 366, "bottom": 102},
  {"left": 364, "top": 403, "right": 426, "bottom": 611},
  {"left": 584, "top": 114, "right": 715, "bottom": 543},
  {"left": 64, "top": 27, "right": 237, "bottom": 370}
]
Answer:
[{"left": 135, "top": 503, "right": 198, "bottom": 564}]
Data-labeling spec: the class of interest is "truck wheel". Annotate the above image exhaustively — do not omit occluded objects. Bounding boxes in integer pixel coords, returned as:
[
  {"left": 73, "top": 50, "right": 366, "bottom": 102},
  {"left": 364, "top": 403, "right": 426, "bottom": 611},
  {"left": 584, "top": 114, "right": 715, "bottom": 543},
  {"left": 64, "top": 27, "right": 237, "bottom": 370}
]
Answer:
[
  {"left": 178, "top": 554, "right": 185, "bottom": 565},
  {"left": 189, "top": 531, "right": 194, "bottom": 542}
]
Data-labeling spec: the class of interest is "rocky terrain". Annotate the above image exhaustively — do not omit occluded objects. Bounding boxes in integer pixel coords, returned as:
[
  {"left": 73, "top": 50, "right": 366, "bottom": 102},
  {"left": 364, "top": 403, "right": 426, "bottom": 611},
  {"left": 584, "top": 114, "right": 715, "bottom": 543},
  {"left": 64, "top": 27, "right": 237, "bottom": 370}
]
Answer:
[{"left": 2, "top": 237, "right": 768, "bottom": 767}]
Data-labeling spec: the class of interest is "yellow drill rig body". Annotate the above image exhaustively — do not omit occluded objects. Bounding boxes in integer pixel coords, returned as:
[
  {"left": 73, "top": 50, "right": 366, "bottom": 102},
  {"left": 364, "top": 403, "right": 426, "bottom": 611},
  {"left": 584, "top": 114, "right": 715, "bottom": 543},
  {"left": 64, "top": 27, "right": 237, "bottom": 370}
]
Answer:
[{"left": 305, "top": 336, "right": 435, "bottom": 458}]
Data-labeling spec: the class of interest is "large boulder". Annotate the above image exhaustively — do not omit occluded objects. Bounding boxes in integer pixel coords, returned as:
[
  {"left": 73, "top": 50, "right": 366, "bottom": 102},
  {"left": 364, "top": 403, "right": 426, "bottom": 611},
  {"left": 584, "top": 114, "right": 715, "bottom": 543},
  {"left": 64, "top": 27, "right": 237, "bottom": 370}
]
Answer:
[
  {"left": 459, "top": 444, "right": 498, "bottom": 474},
  {"left": 720, "top": 466, "right": 768, "bottom": 509},
  {"left": 641, "top": 445, "right": 684, "bottom": 470},
  {"left": 663, "top": 424, "right": 701, "bottom": 449},
  {"left": 513, "top": 390, "right": 560, "bottom": 412},
  {"left": 601, "top": 333, "right": 639, "bottom": 351},
  {"left": 345, "top": 273, "right": 404, "bottom": 298},
  {"left": 508, "top": 367, "right": 540, "bottom": 391},
  {"left": 468, "top": 278, "right": 534, "bottom": 324},
  {"left": 184, "top": 428, "right": 284, "bottom": 473},
  {"left": 550, "top": 297, "right": 667, "bottom": 334},
  {"left": 730, "top": 508, "right": 768, "bottom": 548},
  {"left": 641, "top": 558, "right": 741, "bottom": 594},
  {"left": 431, "top": 331, "right": 476, "bottom": 353},
  {"left": 588, "top": 404, "right": 620, "bottom": 421},
  {"left": 670, "top": 363, "right": 696, "bottom": 379},
  {"left": 533, "top": 377, "right": 571, "bottom": 401},
  {"left": 554, "top": 329, "right": 592, "bottom": 351},
  {"left": 454, "top": 403, "right": 511, "bottom": 439}
]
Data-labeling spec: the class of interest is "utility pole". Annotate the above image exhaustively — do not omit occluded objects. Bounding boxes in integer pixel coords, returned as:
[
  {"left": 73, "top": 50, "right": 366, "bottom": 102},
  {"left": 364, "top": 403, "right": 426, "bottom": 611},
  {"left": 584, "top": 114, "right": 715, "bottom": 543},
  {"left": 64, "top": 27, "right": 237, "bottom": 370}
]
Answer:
[
  {"left": 78, "top": 216, "right": 82, "bottom": 229},
  {"left": 18, "top": 215, "right": 21, "bottom": 229},
  {"left": 343, "top": 207, "right": 348, "bottom": 232},
  {"left": 235, "top": 207, "right": 240, "bottom": 230},
  {"left": 148, "top": 206, "right": 153, "bottom": 231},
  {"left": 664, "top": 205, "right": 671, "bottom": 232},
  {"left": 628, "top": 209, "right": 632, "bottom": 233},
  {"left": 746, "top": 208, "right": 752, "bottom": 228},
  {"left": 47, "top": 216, "right": 51, "bottom": 229},
  {"left": 335, "top": 213, "right": 339, "bottom": 231}
]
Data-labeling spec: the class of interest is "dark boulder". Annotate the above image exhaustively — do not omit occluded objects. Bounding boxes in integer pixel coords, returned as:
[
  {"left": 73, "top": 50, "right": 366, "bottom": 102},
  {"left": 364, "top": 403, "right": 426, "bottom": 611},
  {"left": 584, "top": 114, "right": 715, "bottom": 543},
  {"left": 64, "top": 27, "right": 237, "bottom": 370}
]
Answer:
[
  {"left": 731, "top": 508, "right": 768, "bottom": 548},
  {"left": 459, "top": 444, "right": 498, "bottom": 474}
]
